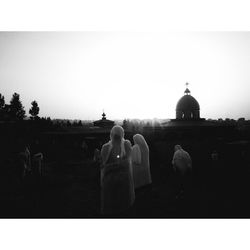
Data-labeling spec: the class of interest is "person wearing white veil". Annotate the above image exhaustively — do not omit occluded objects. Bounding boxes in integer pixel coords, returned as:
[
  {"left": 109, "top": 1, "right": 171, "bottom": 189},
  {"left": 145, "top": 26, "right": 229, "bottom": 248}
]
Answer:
[
  {"left": 131, "top": 134, "right": 152, "bottom": 189},
  {"left": 172, "top": 145, "right": 192, "bottom": 198},
  {"left": 100, "top": 125, "right": 135, "bottom": 215},
  {"left": 172, "top": 145, "right": 192, "bottom": 175}
]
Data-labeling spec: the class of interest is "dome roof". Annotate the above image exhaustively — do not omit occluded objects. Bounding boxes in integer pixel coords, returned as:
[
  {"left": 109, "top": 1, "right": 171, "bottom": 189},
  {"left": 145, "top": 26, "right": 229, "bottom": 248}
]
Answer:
[{"left": 176, "top": 94, "right": 200, "bottom": 111}]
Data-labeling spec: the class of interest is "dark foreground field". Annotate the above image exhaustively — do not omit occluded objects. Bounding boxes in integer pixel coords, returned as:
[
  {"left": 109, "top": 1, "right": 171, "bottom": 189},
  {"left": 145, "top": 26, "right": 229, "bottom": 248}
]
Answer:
[
  {"left": 1, "top": 150, "right": 250, "bottom": 218},
  {"left": 1, "top": 122, "right": 250, "bottom": 218}
]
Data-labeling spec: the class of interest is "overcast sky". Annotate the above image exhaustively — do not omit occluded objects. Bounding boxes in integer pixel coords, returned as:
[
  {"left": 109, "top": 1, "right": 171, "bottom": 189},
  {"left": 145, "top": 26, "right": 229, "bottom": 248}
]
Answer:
[{"left": 0, "top": 32, "right": 250, "bottom": 120}]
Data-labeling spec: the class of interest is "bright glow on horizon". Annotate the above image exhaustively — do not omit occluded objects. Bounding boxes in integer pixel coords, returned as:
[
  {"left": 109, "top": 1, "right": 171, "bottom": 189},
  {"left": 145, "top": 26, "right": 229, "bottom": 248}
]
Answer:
[{"left": 1, "top": 32, "right": 250, "bottom": 120}]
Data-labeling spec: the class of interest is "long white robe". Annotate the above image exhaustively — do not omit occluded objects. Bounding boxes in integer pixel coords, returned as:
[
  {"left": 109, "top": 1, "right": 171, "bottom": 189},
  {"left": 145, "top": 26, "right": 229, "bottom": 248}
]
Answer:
[
  {"left": 172, "top": 149, "right": 192, "bottom": 176},
  {"left": 131, "top": 135, "right": 152, "bottom": 189},
  {"left": 100, "top": 139, "right": 135, "bottom": 215}
]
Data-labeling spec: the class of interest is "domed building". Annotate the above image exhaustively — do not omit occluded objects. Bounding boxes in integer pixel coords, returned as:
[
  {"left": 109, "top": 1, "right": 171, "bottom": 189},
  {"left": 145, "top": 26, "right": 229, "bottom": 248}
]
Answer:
[
  {"left": 150, "top": 83, "right": 238, "bottom": 145},
  {"left": 176, "top": 86, "right": 201, "bottom": 120},
  {"left": 162, "top": 83, "right": 205, "bottom": 127}
]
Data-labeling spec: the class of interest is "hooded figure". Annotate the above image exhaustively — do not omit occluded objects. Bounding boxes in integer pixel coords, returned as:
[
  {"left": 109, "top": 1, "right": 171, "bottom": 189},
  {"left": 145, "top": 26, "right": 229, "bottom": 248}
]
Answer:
[
  {"left": 100, "top": 125, "right": 135, "bottom": 215},
  {"left": 172, "top": 145, "right": 192, "bottom": 176},
  {"left": 172, "top": 145, "right": 192, "bottom": 197},
  {"left": 131, "top": 134, "right": 152, "bottom": 189}
]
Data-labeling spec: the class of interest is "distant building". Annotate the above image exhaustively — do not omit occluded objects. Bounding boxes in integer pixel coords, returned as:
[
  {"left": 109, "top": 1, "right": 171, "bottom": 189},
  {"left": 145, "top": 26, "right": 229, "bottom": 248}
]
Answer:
[
  {"left": 157, "top": 83, "right": 237, "bottom": 139},
  {"left": 175, "top": 84, "right": 204, "bottom": 121},
  {"left": 160, "top": 83, "right": 209, "bottom": 129},
  {"left": 93, "top": 112, "right": 115, "bottom": 128}
]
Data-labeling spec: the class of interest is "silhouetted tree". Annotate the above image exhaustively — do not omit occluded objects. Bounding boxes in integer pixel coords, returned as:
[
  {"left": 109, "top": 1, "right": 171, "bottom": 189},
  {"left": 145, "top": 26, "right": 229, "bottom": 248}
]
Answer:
[
  {"left": 72, "top": 121, "right": 78, "bottom": 127},
  {"left": 29, "top": 100, "right": 40, "bottom": 120},
  {"left": 0, "top": 94, "right": 5, "bottom": 120},
  {"left": 67, "top": 120, "right": 71, "bottom": 127},
  {"left": 122, "top": 119, "right": 128, "bottom": 129},
  {"left": 0, "top": 94, "right": 5, "bottom": 109},
  {"left": 238, "top": 117, "right": 245, "bottom": 122},
  {"left": 9, "top": 93, "right": 26, "bottom": 120}
]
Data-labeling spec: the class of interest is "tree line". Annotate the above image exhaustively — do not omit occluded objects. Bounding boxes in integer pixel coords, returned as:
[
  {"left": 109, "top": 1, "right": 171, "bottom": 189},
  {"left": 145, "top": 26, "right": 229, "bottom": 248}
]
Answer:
[{"left": 0, "top": 92, "right": 39, "bottom": 121}]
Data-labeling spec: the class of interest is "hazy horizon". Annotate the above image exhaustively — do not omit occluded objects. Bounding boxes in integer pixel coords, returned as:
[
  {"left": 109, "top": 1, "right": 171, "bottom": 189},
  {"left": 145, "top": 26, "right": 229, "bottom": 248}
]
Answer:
[{"left": 1, "top": 32, "right": 250, "bottom": 120}]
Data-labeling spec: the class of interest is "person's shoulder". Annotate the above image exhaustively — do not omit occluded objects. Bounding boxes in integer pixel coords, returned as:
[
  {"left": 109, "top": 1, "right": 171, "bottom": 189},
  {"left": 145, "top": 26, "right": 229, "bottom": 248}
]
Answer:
[
  {"left": 132, "top": 144, "right": 140, "bottom": 154},
  {"left": 174, "top": 149, "right": 181, "bottom": 155},
  {"left": 132, "top": 144, "right": 139, "bottom": 149},
  {"left": 124, "top": 140, "right": 132, "bottom": 154},
  {"left": 101, "top": 142, "right": 110, "bottom": 153},
  {"left": 183, "top": 150, "right": 190, "bottom": 157},
  {"left": 173, "top": 150, "right": 182, "bottom": 159},
  {"left": 102, "top": 142, "right": 110, "bottom": 148},
  {"left": 124, "top": 139, "right": 132, "bottom": 147}
]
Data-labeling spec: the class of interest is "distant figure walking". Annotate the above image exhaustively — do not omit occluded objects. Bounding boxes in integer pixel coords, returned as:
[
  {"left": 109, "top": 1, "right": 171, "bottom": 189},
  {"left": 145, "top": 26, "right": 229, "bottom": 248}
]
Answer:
[
  {"left": 100, "top": 125, "right": 135, "bottom": 215},
  {"left": 172, "top": 145, "right": 192, "bottom": 198},
  {"left": 131, "top": 134, "right": 152, "bottom": 189}
]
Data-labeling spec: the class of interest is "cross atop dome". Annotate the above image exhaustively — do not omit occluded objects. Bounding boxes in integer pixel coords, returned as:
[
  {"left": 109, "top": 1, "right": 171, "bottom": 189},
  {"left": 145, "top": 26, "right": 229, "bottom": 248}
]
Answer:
[{"left": 184, "top": 82, "right": 191, "bottom": 95}]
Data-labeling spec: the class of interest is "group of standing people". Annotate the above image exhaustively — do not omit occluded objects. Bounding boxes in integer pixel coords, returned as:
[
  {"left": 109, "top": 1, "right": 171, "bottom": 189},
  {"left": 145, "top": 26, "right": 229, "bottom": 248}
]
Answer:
[
  {"left": 98, "top": 125, "right": 192, "bottom": 216},
  {"left": 99, "top": 125, "right": 151, "bottom": 215}
]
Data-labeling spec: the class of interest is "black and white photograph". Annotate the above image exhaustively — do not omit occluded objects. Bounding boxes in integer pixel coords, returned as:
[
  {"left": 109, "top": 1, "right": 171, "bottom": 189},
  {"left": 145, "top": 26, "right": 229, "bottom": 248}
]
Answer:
[
  {"left": 1, "top": 1, "right": 250, "bottom": 249},
  {"left": 1, "top": 31, "right": 250, "bottom": 219}
]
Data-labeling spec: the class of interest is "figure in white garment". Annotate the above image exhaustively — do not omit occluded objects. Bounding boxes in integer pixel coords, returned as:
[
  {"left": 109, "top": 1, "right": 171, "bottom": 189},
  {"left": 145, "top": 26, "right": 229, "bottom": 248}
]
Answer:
[
  {"left": 100, "top": 125, "right": 135, "bottom": 215},
  {"left": 172, "top": 145, "right": 192, "bottom": 197},
  {"left": 131, "top": 134, "right": 152, "bottom": 189}
]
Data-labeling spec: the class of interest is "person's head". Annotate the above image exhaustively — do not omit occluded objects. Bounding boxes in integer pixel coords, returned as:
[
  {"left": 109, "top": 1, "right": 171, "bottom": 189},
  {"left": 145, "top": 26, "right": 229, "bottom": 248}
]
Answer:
[
  {"left": 133, "top": 134, "right": 148, "bottom": 150},
  {"left": 110, "top": 125, "right": 124, "bottom": 144},
  {"left": 174, "top": 144, "right": 182, "bottom": 152}
]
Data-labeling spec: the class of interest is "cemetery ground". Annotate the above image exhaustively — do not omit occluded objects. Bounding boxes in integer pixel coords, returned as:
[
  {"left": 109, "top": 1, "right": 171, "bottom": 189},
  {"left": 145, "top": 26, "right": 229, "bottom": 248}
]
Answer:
[{"left": 1, "top": 136, "right": 250, "bottom": 218}]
